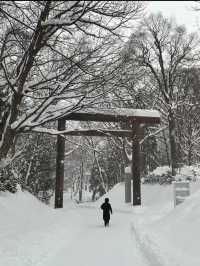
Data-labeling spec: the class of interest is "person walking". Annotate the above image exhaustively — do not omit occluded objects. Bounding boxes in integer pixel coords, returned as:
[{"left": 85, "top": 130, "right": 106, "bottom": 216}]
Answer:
[{"left": 100, "top": 198, "right": 112, "bottom": 227}]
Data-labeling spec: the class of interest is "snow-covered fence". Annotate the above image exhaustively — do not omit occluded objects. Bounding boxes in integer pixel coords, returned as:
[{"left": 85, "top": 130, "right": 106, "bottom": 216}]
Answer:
[{"left": 173, "top": 181, "right": 190, "bottom": 207}]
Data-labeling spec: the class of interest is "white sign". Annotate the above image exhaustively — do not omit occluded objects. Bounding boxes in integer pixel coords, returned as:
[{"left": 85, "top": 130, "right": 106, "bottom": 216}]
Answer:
[{"left": 173, "top": 181, "right": 190, "bottom": 207}]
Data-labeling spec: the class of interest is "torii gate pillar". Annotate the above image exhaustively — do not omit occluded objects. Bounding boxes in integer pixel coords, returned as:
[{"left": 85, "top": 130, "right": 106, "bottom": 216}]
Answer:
[
  {"left": 132, "top": 124, "right": 141, "bottom": 206},
  {"left": 54, "top": 108, "right": 160, "bottom": 208},
  {"left": 55, "top": 119, "right": 65, "bottom": 208}
]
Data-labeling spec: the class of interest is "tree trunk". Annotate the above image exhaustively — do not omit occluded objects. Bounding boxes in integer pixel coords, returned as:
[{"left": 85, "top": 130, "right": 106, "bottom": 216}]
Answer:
[
  {"left": 79, "top": 161, "right": 83, "bottom": 202},
  {"left": 188, "top": 145, "right": 192, "bottom": 166},
  {"left": 92, "top": 190, "right": 97, "bottom": 201},
  {"left": 0, "top": 3, "right": 51, "bottom": 163},
  {"left": 0, "top": 128, "right": 16, "bottom": 161},
  {"left": 168, "top": 109, "right": 177, "bottom": 176},
  {"left": 162, "top": 130, "right": 170, "bottom": 167}
]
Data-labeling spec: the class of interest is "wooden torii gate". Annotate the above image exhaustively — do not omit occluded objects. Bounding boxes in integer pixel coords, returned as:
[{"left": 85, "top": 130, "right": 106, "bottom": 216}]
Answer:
[{"left": 55, "top": 108, "right": 160, "bottom": 208}]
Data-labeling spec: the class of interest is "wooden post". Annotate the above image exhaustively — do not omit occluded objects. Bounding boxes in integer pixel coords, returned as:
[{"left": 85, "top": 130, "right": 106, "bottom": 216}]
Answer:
[
  {"left": 132, "top": 124, "right": 141, "bottom": 206},
  {"left": 125, "top": 174, "right": 131, "bottom": 203},
  {"left": 125, "top": 167, "right": 131, "bottom": 203},
  {"left": 55, "top": 119, "right": 65, "bottom": 208},
  {"left": 79, "top": 160, "right": 83, "bottom": 202}
]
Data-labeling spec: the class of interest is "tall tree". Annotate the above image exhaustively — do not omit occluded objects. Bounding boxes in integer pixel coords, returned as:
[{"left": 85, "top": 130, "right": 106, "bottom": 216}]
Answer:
[
  {"left": 176, "top": 68, "right": 200, "bottom": 165},
  {"left": 0, "top": 1, "right": 143, "bottom": 166},
  {"left": 124, "top": 13, "right": 198, "bottom": 175}
]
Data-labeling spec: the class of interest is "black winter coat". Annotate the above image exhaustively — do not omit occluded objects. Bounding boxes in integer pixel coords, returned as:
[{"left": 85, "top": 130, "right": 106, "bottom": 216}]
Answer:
[{"left": 101, "top": 202, "right": 112, "bottom": 221}]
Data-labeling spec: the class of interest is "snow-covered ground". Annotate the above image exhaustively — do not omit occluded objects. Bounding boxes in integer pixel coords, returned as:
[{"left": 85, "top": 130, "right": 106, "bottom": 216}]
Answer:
[{"left": 1, "top": 181, "right": 200, "bottom": 266}]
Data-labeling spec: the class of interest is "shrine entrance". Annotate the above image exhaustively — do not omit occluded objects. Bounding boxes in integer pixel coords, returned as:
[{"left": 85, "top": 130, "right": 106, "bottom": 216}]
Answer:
[{"left": 54, "top": 108, "right": 160, "bottom": 208}]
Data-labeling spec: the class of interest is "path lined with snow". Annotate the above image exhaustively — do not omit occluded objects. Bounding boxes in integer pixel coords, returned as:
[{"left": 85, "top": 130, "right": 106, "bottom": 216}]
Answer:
[
  {"left": 46, "top": 207, "right": 149, "bottom": 266},
  {"left": 0, "top": 191, "right": 150, "bottom": 266},
  {"left": 2, "top": 181, "right": 200, "bottom": 266}
]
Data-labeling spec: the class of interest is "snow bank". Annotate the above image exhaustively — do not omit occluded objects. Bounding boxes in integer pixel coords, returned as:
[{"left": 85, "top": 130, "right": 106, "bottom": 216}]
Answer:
[
  {"left": 133, "top": 181, "right": 200, "bottom": 266},
  {"left": 154, "top": 189, "right": 200, "bottom": 265},
  {"left": 0, "top": 190, "right": 52, "bottom": 233},
  {"left": 0, "top": 190, "right": 84, "bottom": 266},
  {"left": 151, "top": 165, "right": 171, "bottom": 176},
  {"left": 1, "top": 179, "right": 200, "bottom": 266},
  {"left": 95, "top": 180, "right": 200, "bottom": 266},
  {"left": 149, "top": 164, "right": 200, "bottom": 180},
  {"left": 178, "top": 164, "right": 200, "bottom": 180}
]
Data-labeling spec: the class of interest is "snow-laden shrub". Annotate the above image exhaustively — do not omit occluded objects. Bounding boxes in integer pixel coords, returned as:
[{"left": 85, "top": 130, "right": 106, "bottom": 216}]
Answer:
[
  {"left": 143, "top": 165, "right": 200, "bottom": 184},
  {"left": 143, "top": 166, "right": 173, "bottom": 185},
  {"left": 0, "top": 167, "right": 17, "bottom": 193},
  {"left": 175, "top": 165, "right": 200, "bottom": 181}
]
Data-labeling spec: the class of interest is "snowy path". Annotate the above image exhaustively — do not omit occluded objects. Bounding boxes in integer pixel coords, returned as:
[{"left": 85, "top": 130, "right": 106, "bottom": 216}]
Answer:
[
  {"left": 2, "top": 182, "right": 200, "bottom": 266},
  {"left": 45, "top": 206, "right": 149, "bottom": 266},
  {"left": 0, "top": 200, "right": 151, "bottom": 266}
]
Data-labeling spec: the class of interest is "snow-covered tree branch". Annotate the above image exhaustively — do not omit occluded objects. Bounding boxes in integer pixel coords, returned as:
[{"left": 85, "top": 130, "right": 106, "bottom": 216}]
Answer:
[{"left": 0, "top": 1, "right": 143, "bottom": 162}]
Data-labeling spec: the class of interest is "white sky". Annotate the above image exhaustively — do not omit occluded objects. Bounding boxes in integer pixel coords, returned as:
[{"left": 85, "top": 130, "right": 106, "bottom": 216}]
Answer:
[{"left": 146, "top": 1, "right": 200, "bottom": 33}]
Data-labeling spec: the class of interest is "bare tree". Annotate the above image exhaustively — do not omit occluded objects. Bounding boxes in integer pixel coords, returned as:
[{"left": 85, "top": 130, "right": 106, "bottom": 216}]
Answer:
[
  {"left": 124, "top": 13, "right": 198, "bottom": 175},
  {"left": 176, "top": 68, "right": 200, "bottom": 165},
  {"left": 0, "top": 1, "right": 144, "bottom": 164}
]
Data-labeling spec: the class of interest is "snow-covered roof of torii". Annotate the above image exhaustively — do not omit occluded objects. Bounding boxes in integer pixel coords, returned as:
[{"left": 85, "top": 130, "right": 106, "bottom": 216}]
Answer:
[{"left": 61, "top": 108, "right": 161, "bottom": 124}]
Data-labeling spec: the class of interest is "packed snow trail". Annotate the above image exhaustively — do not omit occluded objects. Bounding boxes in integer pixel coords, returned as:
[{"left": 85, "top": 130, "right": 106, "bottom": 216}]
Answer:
[
  {"left": 0, "top": 189, "right": 157, "bottom": 266},
  {"left": 3, "top": 181, "right": 200, "bottom": 266},
  {"left": 46, "top": 206, "right": 149, "bottom": 266}
]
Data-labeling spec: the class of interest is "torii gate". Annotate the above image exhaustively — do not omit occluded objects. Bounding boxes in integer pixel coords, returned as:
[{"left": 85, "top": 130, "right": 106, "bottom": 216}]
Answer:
[{"left": 55, "top": 108, "right": 160, "bottom": 208}]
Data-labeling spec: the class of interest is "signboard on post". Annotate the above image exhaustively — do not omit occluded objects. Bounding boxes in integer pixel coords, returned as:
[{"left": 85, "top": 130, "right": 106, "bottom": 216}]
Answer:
[{"left": 173, "top": 181, "right": 190, "bottom": 207}]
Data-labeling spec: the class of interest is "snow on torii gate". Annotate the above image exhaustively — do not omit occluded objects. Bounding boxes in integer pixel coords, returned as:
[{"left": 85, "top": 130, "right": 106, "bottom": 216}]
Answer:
[{"left": 55, "top": 108, "right": 160, "bottom": 208}]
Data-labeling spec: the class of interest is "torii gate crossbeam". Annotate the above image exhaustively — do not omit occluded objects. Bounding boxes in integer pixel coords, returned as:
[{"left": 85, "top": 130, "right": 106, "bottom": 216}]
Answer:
[{"left": 55, "top": 108, "right": 160, "bottom": 208}]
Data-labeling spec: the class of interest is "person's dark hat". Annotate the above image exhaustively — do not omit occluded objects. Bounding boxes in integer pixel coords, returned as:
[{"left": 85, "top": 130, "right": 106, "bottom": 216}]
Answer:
[{"left": 105, "top": 198, "right": 109, "bottom": 202}]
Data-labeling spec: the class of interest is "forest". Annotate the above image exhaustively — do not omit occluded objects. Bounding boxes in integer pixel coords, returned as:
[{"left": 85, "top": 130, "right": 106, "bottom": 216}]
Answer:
[{"left": 0, "top": 1, "right": 200, "bottom": 203}]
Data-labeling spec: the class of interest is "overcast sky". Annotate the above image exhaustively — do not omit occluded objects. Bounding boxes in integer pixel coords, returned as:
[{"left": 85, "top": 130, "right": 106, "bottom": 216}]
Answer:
[{"left": 146, "top": 1, "right": 200, "bottom": 33}]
